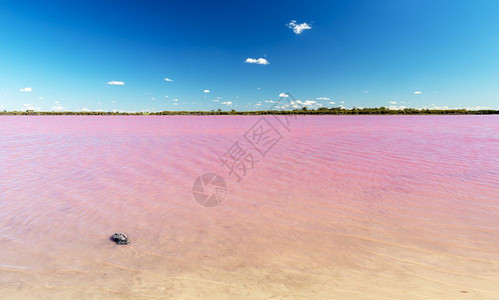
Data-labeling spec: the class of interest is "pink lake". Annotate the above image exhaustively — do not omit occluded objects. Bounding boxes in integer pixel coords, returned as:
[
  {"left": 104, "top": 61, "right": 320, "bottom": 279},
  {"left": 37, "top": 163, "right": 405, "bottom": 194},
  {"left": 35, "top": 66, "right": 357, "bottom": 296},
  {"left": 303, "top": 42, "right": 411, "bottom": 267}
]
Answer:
[{"left": 0, "top": 115, "right": 498, "bottom": 299}]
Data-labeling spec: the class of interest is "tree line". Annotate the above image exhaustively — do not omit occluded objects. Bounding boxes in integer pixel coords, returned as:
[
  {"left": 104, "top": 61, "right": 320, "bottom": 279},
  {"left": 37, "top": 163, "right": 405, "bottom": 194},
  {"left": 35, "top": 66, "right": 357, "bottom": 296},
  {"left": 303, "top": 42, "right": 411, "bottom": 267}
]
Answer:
[{"left": 1, "top": 107, "right": 497, "bottom": 116}]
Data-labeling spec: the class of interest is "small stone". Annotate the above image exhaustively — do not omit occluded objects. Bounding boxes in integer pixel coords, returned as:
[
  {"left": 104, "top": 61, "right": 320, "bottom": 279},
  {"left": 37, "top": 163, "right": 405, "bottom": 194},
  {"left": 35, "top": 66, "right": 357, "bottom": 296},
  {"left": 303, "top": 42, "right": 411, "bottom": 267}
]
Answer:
[{"left": 110, "top": 233, "right": 129, "bottom": 245}]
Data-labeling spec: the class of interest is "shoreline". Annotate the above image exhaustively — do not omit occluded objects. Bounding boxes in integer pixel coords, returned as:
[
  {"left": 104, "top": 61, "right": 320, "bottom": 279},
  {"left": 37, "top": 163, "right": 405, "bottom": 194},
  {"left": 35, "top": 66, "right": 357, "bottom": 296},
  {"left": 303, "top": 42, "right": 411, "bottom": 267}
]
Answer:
[{"left": 1, "top": 108, "right": 498, "bottom": 116}]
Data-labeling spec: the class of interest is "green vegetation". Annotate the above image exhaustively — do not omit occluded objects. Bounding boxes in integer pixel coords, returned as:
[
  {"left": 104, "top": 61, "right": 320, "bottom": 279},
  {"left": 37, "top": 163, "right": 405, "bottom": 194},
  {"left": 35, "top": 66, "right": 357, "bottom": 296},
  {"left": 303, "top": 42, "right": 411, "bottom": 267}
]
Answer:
[{"left": 0, "top": 107, "right": 497, "bottom": 116}]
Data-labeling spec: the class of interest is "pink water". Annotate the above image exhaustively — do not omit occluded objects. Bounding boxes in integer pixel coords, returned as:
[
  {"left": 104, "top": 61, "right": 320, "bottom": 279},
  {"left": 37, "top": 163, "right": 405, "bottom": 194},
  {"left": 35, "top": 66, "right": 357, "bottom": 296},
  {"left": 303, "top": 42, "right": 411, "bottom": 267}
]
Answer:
[{"left": 0, "top": 115, "right": 498, "bottom": 299}]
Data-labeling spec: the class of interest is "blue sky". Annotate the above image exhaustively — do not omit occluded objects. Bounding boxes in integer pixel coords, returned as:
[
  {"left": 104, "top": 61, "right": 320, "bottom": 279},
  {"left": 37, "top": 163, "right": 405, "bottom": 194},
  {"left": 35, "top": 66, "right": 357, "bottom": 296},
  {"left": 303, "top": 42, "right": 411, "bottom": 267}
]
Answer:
[{"left": 1, "top": 0, "right": 498, "bottom": 112}]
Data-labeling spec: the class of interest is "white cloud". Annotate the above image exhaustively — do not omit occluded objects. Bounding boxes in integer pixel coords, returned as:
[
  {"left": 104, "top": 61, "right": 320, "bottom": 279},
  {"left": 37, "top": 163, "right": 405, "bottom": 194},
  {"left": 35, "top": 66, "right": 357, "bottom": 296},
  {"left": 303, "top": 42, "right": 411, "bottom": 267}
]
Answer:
[
  {"left": 81, "top": 108, "right": 90, "bottom": 112},
  {"left": 20, "top": 87, "right": 32, "bottom": 92},
  {"left": 264, "top": 100, "right": 276, "bottom": 103},
  {"left": 414, "top": 91, "right": 422, "bottom": 94},
  {"left": 164, "top": 77, "right": 173, "bottom": 82},
  {"left": 173, "top": 103, "right": 179, "bottom": 106},
  {"left": 203, "top": 89, "right": 210, "bottom": 93},
  {"left": 111, "top": 100, "right": 116, "bottom": 104},
  {"left": 245, "top": 58, "right": 270, "bottom": 65},
  {"left": 390, "top": 101, "right": 397, "bottom": 104},
  {"left": 164, "top": 95, "right": 169, "bottom": 98},
  {"left": 256, "top": 103, "right": 262, "bottom": 106},
  {"left": 173, "top": 98, "right": 178, "bottom": 102},
  {"left": 340, "top": 101, "right": 345, "bottom": 104},
  {"left": 388, "top": 105, "right": 408, "bottom": 110},
  {"left": 221, "top": 101, "right": 233, "bottom": 106},
  {"left": 279, "top": 99, "right": 322, "bottom": 110},
  {"left": 316, "top": 97, "right": 330, "bottom": 101},
  {"left": 22, "top": 103, "right": 39, "bottom": 110},
  {"left": 279, "top": 93, "right": 289, "bottom": 98},
  {"left": 287, "top": 20, "right": 312, "bottom": 34},
  {"left": 465, "top": 106, "right": 492, "bottom": 110},
  {"left": 330, "top": 102, "right": 335, "bottom": 104},
  {"left": 107, "top": 81, "right": 125, "bottom": 85},
  {"left": 51, "top": 105, "right": 64, "bottom": 110},
  {"left": 212, "top": 99, "right": 220, "bottom": 102},
  {"left": 302, "top": 100, "right": 322, "bottom": 107}
]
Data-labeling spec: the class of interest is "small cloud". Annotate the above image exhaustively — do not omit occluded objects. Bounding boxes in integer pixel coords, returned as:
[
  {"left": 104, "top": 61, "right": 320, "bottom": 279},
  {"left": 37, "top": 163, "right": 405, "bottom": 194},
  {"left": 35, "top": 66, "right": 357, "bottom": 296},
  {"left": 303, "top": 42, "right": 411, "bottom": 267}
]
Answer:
[
  {"left": 173, "top": 103, "right": 179, "bottom": 106},
  {"left": 363, "top": 90, "right": 369, "bottom": 94},
  {"left": 264, "top": 100, "right": 276, "bottom": 103},
  {"left": 245, "top": 58, "right": 270, "bottom": 65},
  {"left": 330, "top": 102, "right": 335, "bottom": 105},
  {"left": 107, "top": 81, "right": 125, "bottom": 86},
  {"left": 221, "top": 101, "right": 233, "bottom": 106},
  {"left": 164, "top": 77, "right": 173, "bottom": 82},
  {"left": 203, "top": 89, "right": 210, "bottom": 93},
  {"left": 286, "top": 20, "right": 312, "bottom": 34},
  {"left": 316, "top": 97, "right": 330, "bottom": 101},
  {"left": 256, "top": 103, "right": 262, "bottom": 106},
  {"left": 20, "top": 87, "right": 32, "bottom": 92},
  {"left": 212, "top": 99, "right": 220, "bottom": 102},
  {"left": 465, "top": 106, "right": 492, "bottom": 110},
  {"left": 257, "top": 87, "right": 261, "bottom": 90},
  {"left": 279, "top": 93, "right": 289, "bottom": 98},
  {"left": 51, "top": 105, "right": 64, "bottom": 110},
  {"left": 164, "top": 95, "right": 169, "bottom": 98},
  {"left": 279, "top": 99, "right": 322, "bottom": 110},
  {"left": 340, "top": 101, "right": 345, "bottom": 104},
  {"left": 389, "top": 105, "right": 408, "bottom": 110},
  {"left": 111, "top": 101, "right": 116, "bottom": 104},
  {"left": 23, "top": 103, "right": 39, "bottom": 110},
  {"left": 414, "top": 91, "right": 422, "bottom": 94},
  {"left": 302, "top": 100, "right": 322, "bottom": 107},
  {"left": 38, "top": 96, "right": 44, "bottom": 100},
  {"left": 390, "top": 101, "right": 397, "bottom": 104},
  {"left": 152, "top": 97, "right": 156, "bottom": 101},
  {"left": 81, "top": 108, "right": 90, "bottom": 112},
  {"left": 173, "top": 98, "right": 178, "bottom": 102}
]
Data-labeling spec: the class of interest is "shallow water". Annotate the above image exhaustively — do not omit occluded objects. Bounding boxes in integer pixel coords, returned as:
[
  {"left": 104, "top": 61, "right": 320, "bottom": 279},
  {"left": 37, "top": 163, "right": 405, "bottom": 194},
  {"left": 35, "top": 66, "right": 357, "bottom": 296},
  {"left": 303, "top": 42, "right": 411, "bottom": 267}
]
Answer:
[{"left": 0, "top": 115, "right": 498, "bottom": 299}]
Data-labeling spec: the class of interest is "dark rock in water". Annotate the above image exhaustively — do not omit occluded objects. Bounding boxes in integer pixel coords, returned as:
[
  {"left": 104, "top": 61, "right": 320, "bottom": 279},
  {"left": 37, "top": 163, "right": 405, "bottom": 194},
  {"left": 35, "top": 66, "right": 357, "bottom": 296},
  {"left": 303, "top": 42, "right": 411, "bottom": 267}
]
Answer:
[{"left": 111, "top": 233, "right": 129, "bottom": 245}]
